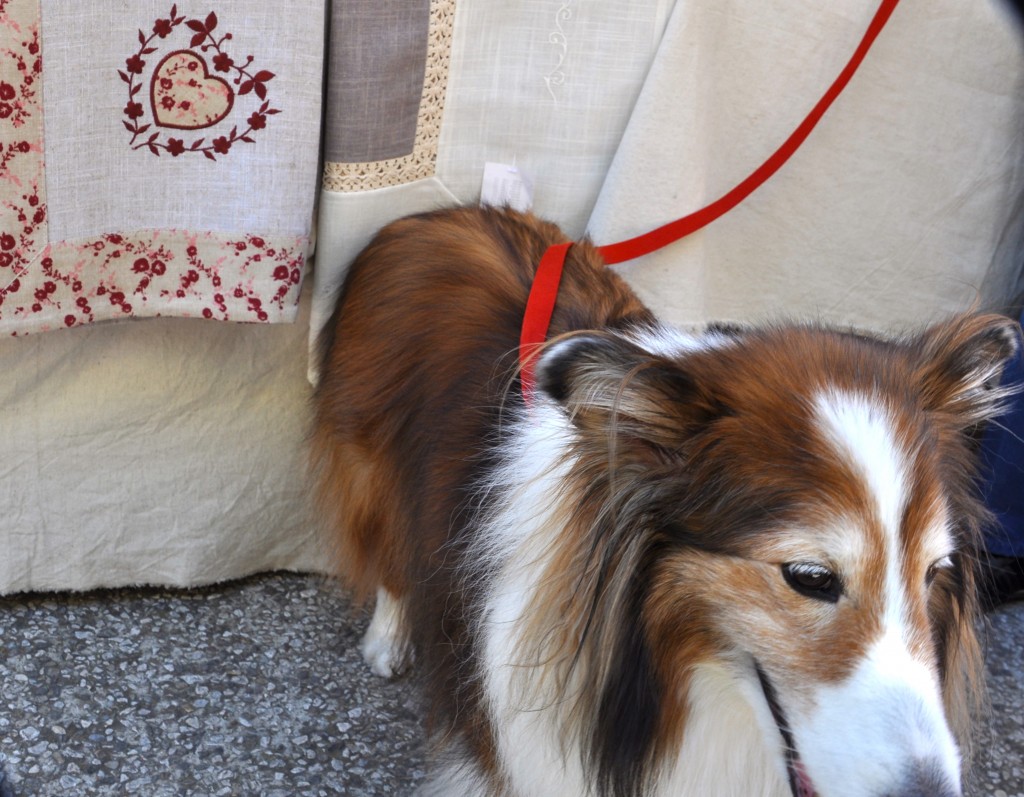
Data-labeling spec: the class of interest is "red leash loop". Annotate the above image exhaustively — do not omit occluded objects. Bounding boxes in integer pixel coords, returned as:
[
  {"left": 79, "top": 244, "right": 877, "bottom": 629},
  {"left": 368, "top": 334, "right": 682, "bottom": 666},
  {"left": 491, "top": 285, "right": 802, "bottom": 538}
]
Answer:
[
  {"left": 519, "top": 0, "right": 900, "bottom": 399},
  {"left": 518, "top": 241, "right": 574, "bottom": 392}
]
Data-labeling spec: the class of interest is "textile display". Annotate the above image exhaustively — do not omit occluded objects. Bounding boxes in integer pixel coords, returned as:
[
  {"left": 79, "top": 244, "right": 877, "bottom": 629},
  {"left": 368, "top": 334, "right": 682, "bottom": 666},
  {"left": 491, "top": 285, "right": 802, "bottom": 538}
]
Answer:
[
  {"left": 0, "top": 0, "right": 323, "bottom": 334},
  {"left": 2, "top": 0, "right": 1023, "bottom": 593},
  {"left": 313, "top": 0, "right": 1024, "bottom": 354}
]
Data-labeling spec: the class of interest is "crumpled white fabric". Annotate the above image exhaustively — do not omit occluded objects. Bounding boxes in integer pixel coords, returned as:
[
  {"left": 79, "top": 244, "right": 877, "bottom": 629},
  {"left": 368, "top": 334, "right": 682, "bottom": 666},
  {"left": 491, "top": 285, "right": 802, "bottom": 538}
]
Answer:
[
  {"left": 0, "top": 287, "right": 325, "bottom": 594},
  {"left": 587, "top": 0, "right": 1024, "bottom": 330}
]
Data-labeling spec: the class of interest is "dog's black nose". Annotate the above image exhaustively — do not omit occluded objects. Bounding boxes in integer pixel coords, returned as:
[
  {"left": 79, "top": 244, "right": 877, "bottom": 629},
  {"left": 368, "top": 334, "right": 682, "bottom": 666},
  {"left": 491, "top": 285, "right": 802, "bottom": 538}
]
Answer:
[{"left": 890, "top": 760, "right": 961, "bottom": 797}]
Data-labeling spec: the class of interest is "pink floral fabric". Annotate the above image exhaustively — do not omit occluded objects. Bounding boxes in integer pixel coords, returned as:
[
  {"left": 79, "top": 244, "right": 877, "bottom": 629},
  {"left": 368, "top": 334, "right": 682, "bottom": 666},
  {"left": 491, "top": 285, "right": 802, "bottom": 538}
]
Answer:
[{"left": 0, "top": 0, "right": 315, "bottom": 334}]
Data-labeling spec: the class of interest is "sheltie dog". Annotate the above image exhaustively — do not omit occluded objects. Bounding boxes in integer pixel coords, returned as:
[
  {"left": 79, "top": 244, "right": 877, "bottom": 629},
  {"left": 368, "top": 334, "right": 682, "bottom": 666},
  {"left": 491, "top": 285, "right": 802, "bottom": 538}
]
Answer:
[{"left": 311, "top": 206, "right": 1018, "bottom": 797}]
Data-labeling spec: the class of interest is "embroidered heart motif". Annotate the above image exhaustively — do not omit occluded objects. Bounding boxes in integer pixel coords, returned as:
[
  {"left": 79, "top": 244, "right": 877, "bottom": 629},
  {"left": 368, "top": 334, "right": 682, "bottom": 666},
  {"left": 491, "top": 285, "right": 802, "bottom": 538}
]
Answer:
[{"left": 150, "top": 49, "right": 234, "bottom": 130}]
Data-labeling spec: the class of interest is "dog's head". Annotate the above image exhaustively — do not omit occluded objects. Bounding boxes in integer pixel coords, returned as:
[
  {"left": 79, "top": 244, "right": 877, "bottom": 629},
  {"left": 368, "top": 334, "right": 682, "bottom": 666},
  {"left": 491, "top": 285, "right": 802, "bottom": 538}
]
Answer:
[{"left": 535, "top": 313, "right": 1019, "bottom": 797}]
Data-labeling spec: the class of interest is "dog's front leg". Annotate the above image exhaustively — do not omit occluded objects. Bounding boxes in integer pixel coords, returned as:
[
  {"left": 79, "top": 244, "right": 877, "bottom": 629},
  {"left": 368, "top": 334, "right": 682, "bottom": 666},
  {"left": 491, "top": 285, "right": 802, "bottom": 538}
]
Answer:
[{"left": 360, "top": 586, "right": 410, "bottom": 678}]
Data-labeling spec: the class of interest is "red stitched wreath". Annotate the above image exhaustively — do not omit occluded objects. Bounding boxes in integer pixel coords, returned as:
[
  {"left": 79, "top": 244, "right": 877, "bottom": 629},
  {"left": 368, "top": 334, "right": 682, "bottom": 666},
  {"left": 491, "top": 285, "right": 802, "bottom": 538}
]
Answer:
[{"left": 119, "top": 5, "right": 280, "bottom": 160}]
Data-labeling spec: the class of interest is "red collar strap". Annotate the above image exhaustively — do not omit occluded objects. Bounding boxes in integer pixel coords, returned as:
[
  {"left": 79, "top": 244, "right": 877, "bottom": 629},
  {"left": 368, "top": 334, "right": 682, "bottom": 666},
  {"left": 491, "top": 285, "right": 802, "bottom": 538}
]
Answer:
[{"left": 519, "top": 0, "right": 900, "bottom": 399}]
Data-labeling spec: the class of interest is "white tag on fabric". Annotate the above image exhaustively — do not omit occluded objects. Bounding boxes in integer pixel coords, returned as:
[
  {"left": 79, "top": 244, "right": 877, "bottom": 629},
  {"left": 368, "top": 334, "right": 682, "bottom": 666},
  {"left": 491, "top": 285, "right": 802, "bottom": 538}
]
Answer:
[{"left": 480, "top": 162, "right": 534, "bottom": 212}]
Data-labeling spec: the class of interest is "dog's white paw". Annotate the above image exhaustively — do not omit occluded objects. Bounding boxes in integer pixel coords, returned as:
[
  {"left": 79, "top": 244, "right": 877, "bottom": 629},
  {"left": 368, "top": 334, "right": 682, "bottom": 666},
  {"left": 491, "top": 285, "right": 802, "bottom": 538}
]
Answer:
[
  {"left": 360, "top": 631, "right": 406, "bottom": 678},
  {"left": 360, "top": 587, "right": 409, "bottom": 678}
]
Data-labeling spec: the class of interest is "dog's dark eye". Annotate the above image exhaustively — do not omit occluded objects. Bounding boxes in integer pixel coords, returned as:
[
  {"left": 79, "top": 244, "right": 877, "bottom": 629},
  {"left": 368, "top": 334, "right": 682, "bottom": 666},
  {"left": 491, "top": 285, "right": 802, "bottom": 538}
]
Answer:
[
  {"left": 782, "top": 562, "right": 841, "bottom": 603},
  {"left": 926, "top": 555, "right": 954, "bottom": 586}
]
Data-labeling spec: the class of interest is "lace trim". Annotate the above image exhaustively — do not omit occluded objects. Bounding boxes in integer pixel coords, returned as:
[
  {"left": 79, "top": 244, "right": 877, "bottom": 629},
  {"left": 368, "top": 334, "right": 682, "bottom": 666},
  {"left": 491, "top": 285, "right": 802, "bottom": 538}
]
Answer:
[{"left": 321, "top": 0, "right": 455, "bottom": 193}]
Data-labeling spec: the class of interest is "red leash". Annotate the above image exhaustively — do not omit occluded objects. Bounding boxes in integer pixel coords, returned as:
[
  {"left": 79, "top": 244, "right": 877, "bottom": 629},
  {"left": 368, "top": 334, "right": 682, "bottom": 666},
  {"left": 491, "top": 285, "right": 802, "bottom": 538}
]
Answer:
[{"left": 519, "top": 0, "right": 901, "bottom": 398}]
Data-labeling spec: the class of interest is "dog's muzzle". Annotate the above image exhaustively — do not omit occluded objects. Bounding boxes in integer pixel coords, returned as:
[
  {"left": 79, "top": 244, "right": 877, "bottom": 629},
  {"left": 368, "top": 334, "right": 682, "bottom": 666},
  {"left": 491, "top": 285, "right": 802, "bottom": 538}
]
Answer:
[{"left": 754, "top": 662, "right": 817, "bottom": 797}]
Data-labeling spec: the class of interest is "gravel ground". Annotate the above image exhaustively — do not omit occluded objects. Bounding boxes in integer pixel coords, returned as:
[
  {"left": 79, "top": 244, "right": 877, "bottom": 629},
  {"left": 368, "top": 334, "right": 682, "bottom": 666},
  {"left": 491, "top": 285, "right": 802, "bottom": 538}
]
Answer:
[
  {"left": 0, "top": 571, "right": 1021, "bottom": 796},
  {"left": 0, "top": 574, "right": 425, "bottom": 796}
]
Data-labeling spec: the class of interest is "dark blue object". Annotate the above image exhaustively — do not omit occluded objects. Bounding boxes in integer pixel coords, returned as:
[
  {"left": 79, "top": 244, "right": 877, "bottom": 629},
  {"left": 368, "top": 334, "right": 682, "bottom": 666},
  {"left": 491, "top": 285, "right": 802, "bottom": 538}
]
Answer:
[{"left": 981, "top": 313, "right": 1024, "bottom": 557}]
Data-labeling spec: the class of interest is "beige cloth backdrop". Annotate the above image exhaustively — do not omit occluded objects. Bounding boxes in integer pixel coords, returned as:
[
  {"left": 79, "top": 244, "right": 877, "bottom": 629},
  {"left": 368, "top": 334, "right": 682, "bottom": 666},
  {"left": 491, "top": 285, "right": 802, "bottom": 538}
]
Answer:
[
  {"left": 313, "top": 0, "right": 1024, "bottom": 360},
  {"left": 2, "top": 0, "right": 1022, "bottom": 593},
  {"left": 588, "top": 0, "right": 1024, "bottom": 329}
]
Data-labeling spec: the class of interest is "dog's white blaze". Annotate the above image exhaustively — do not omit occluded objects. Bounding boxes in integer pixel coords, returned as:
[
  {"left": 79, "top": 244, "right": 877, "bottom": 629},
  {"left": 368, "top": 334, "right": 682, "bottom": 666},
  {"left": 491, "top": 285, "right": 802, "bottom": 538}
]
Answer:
[
  {"left": 792, "top": 626, "right": 961, "bottom": 797},
  {"left": 804, "top": 392, "right": 961, "bottom": 795},
  {"left": 814, "top": 391, "right": 911, "bottom": 627},
  {"left": 814, "top": 391, "right": 907, "bottom": 538}
]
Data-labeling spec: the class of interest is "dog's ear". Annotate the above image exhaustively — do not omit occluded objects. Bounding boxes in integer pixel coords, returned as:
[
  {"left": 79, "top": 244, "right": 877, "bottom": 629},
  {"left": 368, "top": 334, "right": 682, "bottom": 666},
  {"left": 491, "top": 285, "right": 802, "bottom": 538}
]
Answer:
[
  {"left": 912, "top": 313, "right": 1020, "bottom": 427},
  {"left": 536, "top": 332, "right": 717, "bottom": 452}
]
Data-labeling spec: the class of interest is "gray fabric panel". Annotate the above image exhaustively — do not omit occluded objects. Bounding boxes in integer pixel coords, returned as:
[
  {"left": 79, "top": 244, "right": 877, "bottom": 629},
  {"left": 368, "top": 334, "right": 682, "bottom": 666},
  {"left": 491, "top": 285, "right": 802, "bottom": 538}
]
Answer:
[{"left": 325, "top": 0, "right": 431, "bottom": 163}]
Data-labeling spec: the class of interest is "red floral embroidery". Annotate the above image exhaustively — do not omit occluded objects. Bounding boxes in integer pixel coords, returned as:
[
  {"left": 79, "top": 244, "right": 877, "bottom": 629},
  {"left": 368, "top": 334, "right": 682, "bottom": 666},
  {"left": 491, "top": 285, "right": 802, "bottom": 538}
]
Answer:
[
  {"left": 3, "top": 228, "right": 305, "bottom": 331},
  {"left": 0, "top": 4, "right": 46, "bottom": 307},
  {"left": 119, "top": 6, "right": 280, "bottom": 161},
  {"left": 151, "top": 50, "right": 234, "bottom": 130},
  {"left": 0, "top": 21, "right": 41, "bottom": 129},
  {"left": 2, "top": 1, "right": 306, "bottom": 334},
  {"left": 212, "top": 51, "right": 233, "bottom": 72},
  {"left": 152, "top": 17, "right": 174, "bottom": 39},
  {"left": 125, "top": 53, "right": 146, "bottom": 74}
]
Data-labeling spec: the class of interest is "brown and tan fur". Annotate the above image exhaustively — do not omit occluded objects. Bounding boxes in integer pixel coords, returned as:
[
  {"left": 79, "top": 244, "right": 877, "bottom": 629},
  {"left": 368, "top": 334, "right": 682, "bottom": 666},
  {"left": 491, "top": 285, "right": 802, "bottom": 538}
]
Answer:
[
  {"left": 311, "top": 206, "right": 649, "bottom": 774},
  {"left": 311, "top": 205, "right": 1018, "bottom": 797}
]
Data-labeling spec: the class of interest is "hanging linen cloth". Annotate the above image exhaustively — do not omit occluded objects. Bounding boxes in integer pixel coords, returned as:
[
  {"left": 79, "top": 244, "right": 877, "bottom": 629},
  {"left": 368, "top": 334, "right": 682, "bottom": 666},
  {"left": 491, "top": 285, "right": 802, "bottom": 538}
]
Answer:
[{"left": 0, "top": 0, "right": 324, "bottom": 334}]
